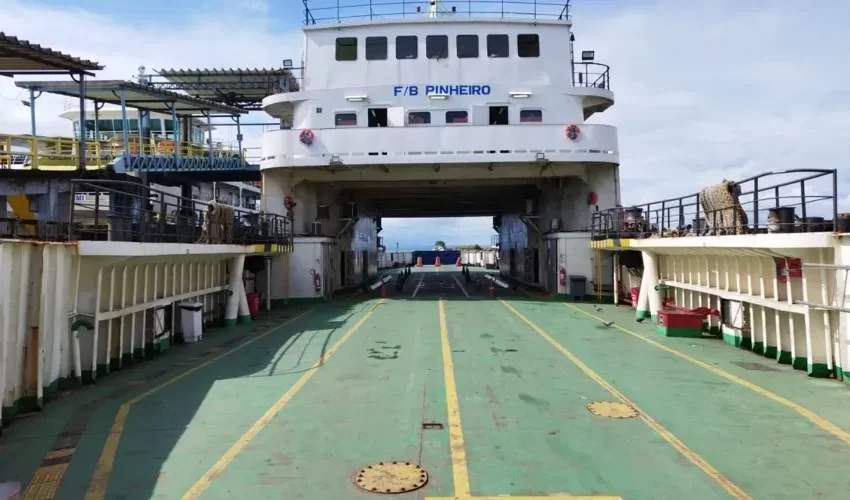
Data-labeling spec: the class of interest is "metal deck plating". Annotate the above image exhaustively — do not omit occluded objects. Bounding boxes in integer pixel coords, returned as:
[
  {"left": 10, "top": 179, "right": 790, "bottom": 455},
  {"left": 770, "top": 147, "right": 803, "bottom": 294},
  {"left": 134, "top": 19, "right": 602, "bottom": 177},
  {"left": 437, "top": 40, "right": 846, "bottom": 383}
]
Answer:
[{"left": 3, "top": 268, "right": 850, "bottom": 499}]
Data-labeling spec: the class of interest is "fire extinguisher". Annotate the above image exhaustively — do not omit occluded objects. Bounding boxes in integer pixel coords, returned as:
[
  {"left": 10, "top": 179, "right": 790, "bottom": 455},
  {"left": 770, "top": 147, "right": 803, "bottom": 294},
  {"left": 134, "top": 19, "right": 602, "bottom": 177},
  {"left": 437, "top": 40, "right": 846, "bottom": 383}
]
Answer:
[
  {"left": 559, "top": 267, "right": 567, "bottom": 287},
  {"left": 311, "top": 268, "right": 322, "bottom": 293}
]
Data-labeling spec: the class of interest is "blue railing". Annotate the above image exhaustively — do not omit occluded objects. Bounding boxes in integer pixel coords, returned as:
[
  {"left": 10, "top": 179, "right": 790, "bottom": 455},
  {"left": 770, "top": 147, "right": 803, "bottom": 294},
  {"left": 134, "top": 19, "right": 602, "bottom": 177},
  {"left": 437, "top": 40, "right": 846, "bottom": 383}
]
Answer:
[{"left": 303, "top": 0, "right": 571, "bottom": 24}]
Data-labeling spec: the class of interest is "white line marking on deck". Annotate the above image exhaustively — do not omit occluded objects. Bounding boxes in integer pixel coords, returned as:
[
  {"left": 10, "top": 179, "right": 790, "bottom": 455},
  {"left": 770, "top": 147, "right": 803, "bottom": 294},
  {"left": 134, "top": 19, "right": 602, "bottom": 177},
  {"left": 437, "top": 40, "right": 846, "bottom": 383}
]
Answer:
[
  {"left": 452, "top": 274, "right": 470, "bottom": 298},
  {"left": 412, "top": 272, "right": 426, "bottom": 299}
]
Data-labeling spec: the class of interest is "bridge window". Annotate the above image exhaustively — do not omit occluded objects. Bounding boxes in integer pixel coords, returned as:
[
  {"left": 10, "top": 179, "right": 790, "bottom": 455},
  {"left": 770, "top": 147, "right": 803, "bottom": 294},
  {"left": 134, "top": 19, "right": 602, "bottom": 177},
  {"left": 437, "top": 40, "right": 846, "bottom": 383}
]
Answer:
[
  {"left": 426, "top": 35, "right": 449, "bottom": 59},
  {"left": 408, "top": 111, "right": 431, "bottom": 125},
  {"left": 489, "top": 106, "right": 509, "bottom": 125},
  {"left": 456, "top": 35, "right": 479, "bottom": 58},
  {"left": 366, "top": 36, "right": 387, "bottom": 60},
  {"left": 520, "top": 109, "right": 543, "bottom": 122},
  {"left": 517, "top": 34, "right": 540, "bottom": 57},
  {"left": 335, "top": 37, "right": 358, "bottom": 61},
  {"left": 445, "top": 110, "right": 469, "bottom": 124},
  {"left": 396, "top": 35, "right": 418, "bottom": 59},
  {"left": 487, "top": 34, "right": 509, "bottom": 58},
  {"left": 335, "top": 112, "right": 358, "bottom": 127},
  {"left": 368, "top": 108, "right": 388, "bottom": 127}
]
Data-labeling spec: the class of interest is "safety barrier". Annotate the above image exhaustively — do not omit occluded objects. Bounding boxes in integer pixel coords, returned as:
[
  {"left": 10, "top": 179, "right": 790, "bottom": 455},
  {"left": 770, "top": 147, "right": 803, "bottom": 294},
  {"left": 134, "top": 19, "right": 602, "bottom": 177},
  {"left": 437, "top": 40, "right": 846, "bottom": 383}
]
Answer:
[{"left": 591, "top": 169, "right": 839, "bottom": 240}]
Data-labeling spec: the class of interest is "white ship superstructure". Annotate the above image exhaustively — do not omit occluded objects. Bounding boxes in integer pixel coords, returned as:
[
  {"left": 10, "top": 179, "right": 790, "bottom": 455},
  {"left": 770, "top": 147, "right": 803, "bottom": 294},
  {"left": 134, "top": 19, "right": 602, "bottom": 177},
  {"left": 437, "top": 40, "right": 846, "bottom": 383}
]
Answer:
[{"left": 260, "top": 0, "right": 619, "bottom": 299}]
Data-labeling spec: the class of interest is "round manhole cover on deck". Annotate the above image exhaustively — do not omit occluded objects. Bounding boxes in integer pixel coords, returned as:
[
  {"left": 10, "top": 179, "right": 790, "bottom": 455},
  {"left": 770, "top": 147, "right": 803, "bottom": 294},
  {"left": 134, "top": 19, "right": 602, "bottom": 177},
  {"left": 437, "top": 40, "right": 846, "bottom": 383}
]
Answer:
[
  {"left": 587, "top": 401, "right": 639, "bottom": 419},
  {"left": 354, "top": 462, "right": 428, "bottom": 494}
]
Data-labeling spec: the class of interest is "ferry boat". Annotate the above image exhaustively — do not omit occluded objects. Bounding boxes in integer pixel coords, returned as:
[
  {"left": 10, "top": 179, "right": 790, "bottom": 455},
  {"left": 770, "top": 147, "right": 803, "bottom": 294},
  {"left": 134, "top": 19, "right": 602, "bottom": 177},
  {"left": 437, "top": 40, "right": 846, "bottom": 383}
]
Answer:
[{"left": 3, "top": 4, "right": 850, "bottom": 500}]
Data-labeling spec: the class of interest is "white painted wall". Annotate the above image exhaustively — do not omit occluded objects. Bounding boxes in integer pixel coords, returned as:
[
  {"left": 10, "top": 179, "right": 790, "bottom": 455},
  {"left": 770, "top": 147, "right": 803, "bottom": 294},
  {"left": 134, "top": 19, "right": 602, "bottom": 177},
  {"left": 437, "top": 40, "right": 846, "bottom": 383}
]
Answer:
[
  {"left": 260, "top": 124, "right": 617, "bottom": 169},
  {"left": 379, "top": 251, "right": 414, "bottom": 269}
]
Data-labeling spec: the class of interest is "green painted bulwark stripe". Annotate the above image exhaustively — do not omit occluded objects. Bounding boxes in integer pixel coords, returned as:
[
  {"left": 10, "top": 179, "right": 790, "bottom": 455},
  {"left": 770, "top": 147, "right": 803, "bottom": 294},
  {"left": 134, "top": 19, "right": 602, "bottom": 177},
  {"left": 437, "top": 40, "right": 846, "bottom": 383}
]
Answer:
[
  {"left": 792, "top": 356, "right": 807, "bottom": 370},
  {"left": 764, "top": 345, "right": 778, "bottom": 359},
  {"left": 225, "top": 318, "right": 238, "bottom": 327},
  {"left": 238, "top": 314, "right": 252, "bottom": 324},
  {"left": 96, "top": 364, "right": 109, "bottom": 377},
  {"left": 636, "top": 310, "right": 651, "bottom": 319},
  {"left": 722, "top": 332, "right": 743, "bottom": 347},
  {"left": 808, "top": 363, "right": 831, "bottom": 378},
  {"left": 656, "top": 325, "right": 703, "bottom": 338},
  {"left": 752, "top": 341, "right": 765, "bottom": 354},
  {"left": 778, "top": 350, "right": 793, "bottom": 364}
]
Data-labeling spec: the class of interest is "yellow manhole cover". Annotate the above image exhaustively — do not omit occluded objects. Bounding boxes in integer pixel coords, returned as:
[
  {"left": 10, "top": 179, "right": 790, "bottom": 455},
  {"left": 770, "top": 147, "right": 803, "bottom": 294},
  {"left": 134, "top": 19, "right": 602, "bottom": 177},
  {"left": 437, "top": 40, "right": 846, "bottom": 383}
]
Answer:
[
  {"left": 587, "top": 401, "right": 639, "bottom": 419},
  {"left": 354, "top": 461, "right": 428, "bottom": 494}
]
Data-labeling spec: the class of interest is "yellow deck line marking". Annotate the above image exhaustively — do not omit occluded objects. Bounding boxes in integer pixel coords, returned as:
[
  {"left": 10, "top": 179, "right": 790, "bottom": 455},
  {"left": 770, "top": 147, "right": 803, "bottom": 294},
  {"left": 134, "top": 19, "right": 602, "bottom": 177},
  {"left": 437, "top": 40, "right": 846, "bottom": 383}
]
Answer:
[
  {"left": 501, "top": 299, "right": 750, "bottom": 500},
  {"left": 439, "top": 298, "right": 472, "bottom": 498},
  {"left": 83, "top": 307, "right": 315, "bottom": 500},
  {"left": 427, "top": 496, "right": 622, "bottom": 500},
  {"left": 181, "top": 299, "right": 385, "bottom": 500},
  {"left": 564, "top": 303, "right": 850, "bottom": 447}
]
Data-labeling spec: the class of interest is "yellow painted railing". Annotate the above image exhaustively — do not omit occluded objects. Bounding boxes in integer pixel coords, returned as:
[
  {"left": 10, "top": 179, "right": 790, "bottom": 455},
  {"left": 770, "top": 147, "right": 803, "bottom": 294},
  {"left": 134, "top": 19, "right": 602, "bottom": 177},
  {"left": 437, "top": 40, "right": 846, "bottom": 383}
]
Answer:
[{"left": 0, "top": 133, "right": 246, "bottom": 171}]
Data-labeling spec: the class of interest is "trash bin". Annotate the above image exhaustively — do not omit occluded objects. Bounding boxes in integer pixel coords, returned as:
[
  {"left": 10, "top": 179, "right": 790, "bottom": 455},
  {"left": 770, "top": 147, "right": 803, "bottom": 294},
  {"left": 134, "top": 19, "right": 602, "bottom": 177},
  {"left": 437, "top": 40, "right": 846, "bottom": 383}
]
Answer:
[
  {"left": 247, "top": 291, "right": 261, "bottom": 318},
  {"left": 179, "top": 302, "right": 204, "bottom": 343},
  {"left": 568, "top": 275, "right": 587, "bottom": 301}
]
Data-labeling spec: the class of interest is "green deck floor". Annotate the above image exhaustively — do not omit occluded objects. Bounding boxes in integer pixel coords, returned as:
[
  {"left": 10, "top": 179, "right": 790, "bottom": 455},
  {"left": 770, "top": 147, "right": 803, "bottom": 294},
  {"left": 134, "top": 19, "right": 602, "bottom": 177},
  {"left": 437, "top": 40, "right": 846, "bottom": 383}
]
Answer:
[{"left": 3, "top": 267, "right": 850, "bottom": 499}]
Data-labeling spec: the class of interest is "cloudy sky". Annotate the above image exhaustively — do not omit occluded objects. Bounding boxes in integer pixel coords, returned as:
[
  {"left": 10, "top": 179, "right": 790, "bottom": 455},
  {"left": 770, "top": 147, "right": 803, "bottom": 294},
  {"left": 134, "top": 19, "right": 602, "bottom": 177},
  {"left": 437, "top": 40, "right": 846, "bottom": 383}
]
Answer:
[{"left": 1, "top": 0, "right": 848, "bottom": 249}]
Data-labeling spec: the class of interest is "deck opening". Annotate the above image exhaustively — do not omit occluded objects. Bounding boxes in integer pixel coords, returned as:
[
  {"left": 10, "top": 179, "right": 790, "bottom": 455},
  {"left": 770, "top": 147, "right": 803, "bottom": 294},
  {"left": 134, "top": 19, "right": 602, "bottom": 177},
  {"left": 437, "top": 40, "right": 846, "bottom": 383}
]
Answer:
[
  {"left": 354, "top": 462, "right": 428, "bottom": 494},
  {"left": 422, "top": 422, "right": 444, "bottom": 430},
  {"left": 587, "top": 401, "right": 639, "bottom": 419}
]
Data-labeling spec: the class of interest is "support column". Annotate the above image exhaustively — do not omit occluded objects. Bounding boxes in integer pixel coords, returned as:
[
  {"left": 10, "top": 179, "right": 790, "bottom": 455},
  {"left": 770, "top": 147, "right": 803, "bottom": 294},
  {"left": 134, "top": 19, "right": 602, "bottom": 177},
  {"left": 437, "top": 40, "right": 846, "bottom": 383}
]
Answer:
[
  {"left": 238, "top": 280, "right": 251, "bottom": 324},
  {"left": 225, "top": 254, "right": 245, "bottom": 327},
  {"left": 29, "top": 89, "right": 36, "bottom": 136},
  {"left": 613, "top": 252, "right": 620, "bottom": 306},
  {"left": 78, "top": 74, "right": 87, "bottom": 171},
  {"left": 636, "top": 251, "right": 660, "bottom": 320}
]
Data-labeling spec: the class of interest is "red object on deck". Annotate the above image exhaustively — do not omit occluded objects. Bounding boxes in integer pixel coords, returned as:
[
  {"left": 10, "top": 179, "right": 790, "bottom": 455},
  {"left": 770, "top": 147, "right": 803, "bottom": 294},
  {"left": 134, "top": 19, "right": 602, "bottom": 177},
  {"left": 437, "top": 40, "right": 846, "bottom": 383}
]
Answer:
[
  {"left": 435, "top": 256, "right": 442, "bottom": 267},
  {"left": 657, "top": 310, "right": 704, "bottom": 329},
  {"left": 456, "top": 257, "right": 462, "bottom": 266},
  {"left": 665, "top": 304, "right": 720, "bottom": 317},
  {"left": 381, "top": 283, "right": 387, "bottom": 298},
  {"left": 630, "top": 287, "right": 640, "bottom": 309},
  {"left": 247, "top": 292, "right": 261, "bottom": 318},
  {"left": 416, "top": 256, "right": 423, "bottom": 267}
]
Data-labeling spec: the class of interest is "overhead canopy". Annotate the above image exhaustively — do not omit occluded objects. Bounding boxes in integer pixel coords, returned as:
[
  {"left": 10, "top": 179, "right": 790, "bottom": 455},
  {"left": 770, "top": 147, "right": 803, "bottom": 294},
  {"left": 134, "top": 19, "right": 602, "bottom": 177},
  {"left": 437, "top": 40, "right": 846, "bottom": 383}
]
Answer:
[
  {"left": 0, "top": 31, "right": 103, "bottom": 76},
  {"left": 155, "top": 68, "right": 300, "bottom": 110},
  {"left": 15, "top": 79, "right": 245, "bottom": 116}
]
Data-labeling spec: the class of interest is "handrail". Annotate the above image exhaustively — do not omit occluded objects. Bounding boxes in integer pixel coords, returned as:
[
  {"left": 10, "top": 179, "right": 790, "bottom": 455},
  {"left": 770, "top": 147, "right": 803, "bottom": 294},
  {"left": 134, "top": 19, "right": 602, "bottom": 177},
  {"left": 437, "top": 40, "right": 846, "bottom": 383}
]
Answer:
[
  {"left": 590, "top": 169, "right": 839, "bottom": 239},
  {"left": 303, "top": 0, "right": 572, "bottom": 24},
  {"left": 0, "top": 133, "right": 249, "bottom": 171},
  {"left": 573, "top": 62, "right": 610, "bottom": 90},
  {"left": 62, "top": 179, "right": 291, "bottom": 245}
]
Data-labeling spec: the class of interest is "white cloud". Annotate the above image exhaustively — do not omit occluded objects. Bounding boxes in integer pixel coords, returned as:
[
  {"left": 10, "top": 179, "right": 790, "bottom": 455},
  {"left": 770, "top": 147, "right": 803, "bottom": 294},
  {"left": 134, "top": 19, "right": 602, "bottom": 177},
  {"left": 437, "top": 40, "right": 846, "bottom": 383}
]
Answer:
[
  {"left": 0, "top": 0, "right": 299, "bottom": 146},
  {"left": 1, "top": 0, "right": 848, "bottom": 244}
]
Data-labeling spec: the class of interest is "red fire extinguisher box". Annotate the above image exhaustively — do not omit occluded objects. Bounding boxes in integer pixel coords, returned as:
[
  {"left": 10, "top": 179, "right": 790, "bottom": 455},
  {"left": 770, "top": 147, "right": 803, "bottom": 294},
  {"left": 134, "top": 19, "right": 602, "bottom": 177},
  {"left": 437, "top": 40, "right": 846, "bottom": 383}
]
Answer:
[{"left": 247, "top": 292, "right": 261, "bottom": 318}]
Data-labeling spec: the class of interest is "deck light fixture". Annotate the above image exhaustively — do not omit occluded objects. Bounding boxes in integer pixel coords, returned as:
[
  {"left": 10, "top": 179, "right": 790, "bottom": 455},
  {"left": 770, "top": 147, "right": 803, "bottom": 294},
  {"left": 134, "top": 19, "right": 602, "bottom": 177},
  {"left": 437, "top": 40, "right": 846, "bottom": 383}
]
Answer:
[
  {"left": 509, "top": 91, "right": 532, "bottom": 98},
  {"left": 535, "top": 152, "right": 546, "bottom": 162},
  {"left": 428, "top": 94, "right": 449, "bottom": 100},
  {"left": 330, "top": 155, "right": 343, "bottom": 166},
  {"left": 582, "top": 50, "right": 595, "bottom": 61},
  {"left": 345, "top": 95, "right": 367, "bottom": 102},
  {"left": 283, "top": 59, "right": 293, "bottom": 68}
]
